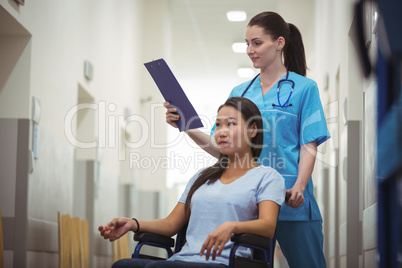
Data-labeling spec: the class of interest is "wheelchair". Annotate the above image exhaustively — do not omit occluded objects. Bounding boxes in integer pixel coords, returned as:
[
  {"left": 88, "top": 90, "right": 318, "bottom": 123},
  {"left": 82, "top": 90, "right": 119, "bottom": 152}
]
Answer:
[{"left": 131, "top": 224, "right": 276, "bottom": 268}]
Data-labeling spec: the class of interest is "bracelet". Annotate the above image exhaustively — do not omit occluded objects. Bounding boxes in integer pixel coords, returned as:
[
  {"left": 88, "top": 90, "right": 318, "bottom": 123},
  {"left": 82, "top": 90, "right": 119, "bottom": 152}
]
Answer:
[{"left": 132, "top": 218, "right": 140, "bottom": 233}]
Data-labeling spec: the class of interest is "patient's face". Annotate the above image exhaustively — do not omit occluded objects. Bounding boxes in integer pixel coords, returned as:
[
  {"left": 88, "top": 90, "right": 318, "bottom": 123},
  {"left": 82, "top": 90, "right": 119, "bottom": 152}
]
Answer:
[{"left": 215, "top": 106, "right": 251, "bottom": 157}]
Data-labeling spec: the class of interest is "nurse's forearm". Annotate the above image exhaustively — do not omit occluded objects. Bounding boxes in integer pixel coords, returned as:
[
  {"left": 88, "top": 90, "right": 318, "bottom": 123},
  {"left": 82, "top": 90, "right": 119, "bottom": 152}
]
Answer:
[
  {"left": 184, "top": 129, "right": 220, "bottom": 158},
  {"left": 286, "top": 141, "right": 317, "bottom": 208},
  {"left": 295, "top": 141, "right": 317, "bottom": 191}
]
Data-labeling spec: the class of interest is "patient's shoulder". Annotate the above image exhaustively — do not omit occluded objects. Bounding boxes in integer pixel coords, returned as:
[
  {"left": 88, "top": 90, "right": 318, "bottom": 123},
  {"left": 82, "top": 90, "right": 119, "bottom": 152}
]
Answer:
[{"left": 254, "top": 165, "right": 283, "bottom": 177}]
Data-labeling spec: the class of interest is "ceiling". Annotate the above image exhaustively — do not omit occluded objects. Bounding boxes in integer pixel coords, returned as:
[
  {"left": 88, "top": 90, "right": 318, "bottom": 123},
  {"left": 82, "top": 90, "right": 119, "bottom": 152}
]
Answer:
[
  {"left": 167, "top": 0, "right": 316, "bottom": 87},
  {"left": 168, "top": 0, "right": 279, "bottom": 81}
]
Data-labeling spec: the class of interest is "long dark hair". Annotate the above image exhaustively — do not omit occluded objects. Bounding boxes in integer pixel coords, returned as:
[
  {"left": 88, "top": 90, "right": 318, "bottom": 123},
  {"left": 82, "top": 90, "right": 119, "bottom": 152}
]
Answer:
[
  {"left": 184, "top": 97, "right": 264, "bottom": 215},
  {"left": 248, "top": 11, "right": 307, "bottom": 76}
]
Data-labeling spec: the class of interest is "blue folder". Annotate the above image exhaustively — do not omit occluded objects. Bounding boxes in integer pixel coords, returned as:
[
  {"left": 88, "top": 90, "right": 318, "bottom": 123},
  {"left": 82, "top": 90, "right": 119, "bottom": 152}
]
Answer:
[{"left": 144, "top": 59, "right": 204, "bottom": 132}]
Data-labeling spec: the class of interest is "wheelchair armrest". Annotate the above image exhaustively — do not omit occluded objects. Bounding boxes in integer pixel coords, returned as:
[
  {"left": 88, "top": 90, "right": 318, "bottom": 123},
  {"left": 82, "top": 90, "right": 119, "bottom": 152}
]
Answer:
[
  {"left": 231, "top": 233, "right": 271, "bottom": 250},
  {"left": 134, "top": 232, "right": 175, "bottom": 248}
]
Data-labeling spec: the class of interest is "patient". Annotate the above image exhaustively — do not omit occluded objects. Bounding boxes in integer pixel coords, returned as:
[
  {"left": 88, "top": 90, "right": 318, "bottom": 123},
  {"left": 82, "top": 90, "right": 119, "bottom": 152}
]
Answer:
[{"left": 99, "top": 97, "right": 285, "bottom": 268}]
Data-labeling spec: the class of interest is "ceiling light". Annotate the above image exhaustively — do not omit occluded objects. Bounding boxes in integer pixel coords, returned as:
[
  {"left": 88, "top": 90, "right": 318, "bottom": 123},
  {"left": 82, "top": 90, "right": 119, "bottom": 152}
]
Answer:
[
  {"left": 237, "top": 68, "right": 255, "bottom": 78},
  {"left": 227, "top": 11, "right": 246, "bottom": 22},
  {"left": 232, "top": 43, "right": 247, "bottom": 53}
]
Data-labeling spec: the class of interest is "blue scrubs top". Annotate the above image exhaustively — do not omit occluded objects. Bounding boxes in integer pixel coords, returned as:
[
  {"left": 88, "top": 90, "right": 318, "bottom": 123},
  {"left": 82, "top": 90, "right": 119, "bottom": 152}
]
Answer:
[{"left": 212, "top": 72, "right": 330, "bottom": 221}]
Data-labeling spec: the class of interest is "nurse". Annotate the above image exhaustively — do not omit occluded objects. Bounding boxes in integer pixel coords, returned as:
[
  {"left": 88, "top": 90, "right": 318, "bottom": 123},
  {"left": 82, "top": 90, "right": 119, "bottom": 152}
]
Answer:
[{"left": 165, "top": 11, "right": 330, "bottom": 267}]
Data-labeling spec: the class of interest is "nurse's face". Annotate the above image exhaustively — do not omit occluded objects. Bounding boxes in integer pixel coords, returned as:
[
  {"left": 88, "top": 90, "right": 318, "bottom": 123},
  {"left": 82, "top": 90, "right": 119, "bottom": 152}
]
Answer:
[
  {"left": 215, "top": 106, "right": 254, "bottom": 158},
  {"left": 245, "top": 25, "right": 283, "bottom": 69}
]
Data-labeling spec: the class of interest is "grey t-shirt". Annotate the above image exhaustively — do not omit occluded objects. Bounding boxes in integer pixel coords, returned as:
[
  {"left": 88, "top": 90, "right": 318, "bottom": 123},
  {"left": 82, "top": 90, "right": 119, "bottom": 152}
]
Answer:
[{"left": 168, "top": 165, "right": 285, "bottom": 265}]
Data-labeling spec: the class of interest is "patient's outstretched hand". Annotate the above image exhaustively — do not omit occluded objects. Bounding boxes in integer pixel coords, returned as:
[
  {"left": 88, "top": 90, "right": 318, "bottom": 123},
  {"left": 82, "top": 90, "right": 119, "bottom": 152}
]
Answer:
[{"left": 98, "top": 217, "right": 134, "bottom": 242}]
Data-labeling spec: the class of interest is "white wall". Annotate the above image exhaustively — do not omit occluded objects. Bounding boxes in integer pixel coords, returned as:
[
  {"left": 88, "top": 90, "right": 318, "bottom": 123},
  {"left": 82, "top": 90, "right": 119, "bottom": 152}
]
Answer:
[
  {"left": 312, "top": 0, "right": 378, "bottom": 267},
  {"left": 0, "top": 0, "right": 146, "bottom": 267},
  {"left": 134, "top": 0, "right": 171, "bottom": 193}
]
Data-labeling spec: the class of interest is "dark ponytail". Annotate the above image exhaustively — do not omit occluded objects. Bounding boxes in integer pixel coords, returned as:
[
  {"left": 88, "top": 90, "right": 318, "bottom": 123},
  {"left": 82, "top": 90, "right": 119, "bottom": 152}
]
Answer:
[
  {"left": 284, "top": 23, "right": 307, "bottom": 77},
  {"left": 248, "top": 12, "right": 307, "bottom": 76},
  {"left": 184, "top": 97, "right": 263, "bottom": 215}
]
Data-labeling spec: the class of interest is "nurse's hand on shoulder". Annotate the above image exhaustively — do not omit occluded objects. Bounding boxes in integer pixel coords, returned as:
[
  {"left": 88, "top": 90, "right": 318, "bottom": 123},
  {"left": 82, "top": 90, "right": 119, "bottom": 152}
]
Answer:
[
  {"left": 163, "top": 102, "right": 180, "bottom": 128},
  {"left": 285, "top": 186, "right": 305, "bottom": 208}
]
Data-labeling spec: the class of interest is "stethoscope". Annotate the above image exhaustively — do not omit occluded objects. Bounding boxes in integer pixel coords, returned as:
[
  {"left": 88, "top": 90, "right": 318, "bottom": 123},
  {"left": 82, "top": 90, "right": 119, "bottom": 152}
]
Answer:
[{"left": 241, "top": 68, "right": 294, "bottom": 107}]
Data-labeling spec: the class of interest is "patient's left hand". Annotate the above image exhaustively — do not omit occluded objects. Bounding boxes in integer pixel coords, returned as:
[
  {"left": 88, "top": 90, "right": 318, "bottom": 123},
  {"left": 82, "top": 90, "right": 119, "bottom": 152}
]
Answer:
[{"left": 200, "top": 222, "right": 235, "bottom": 261}]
